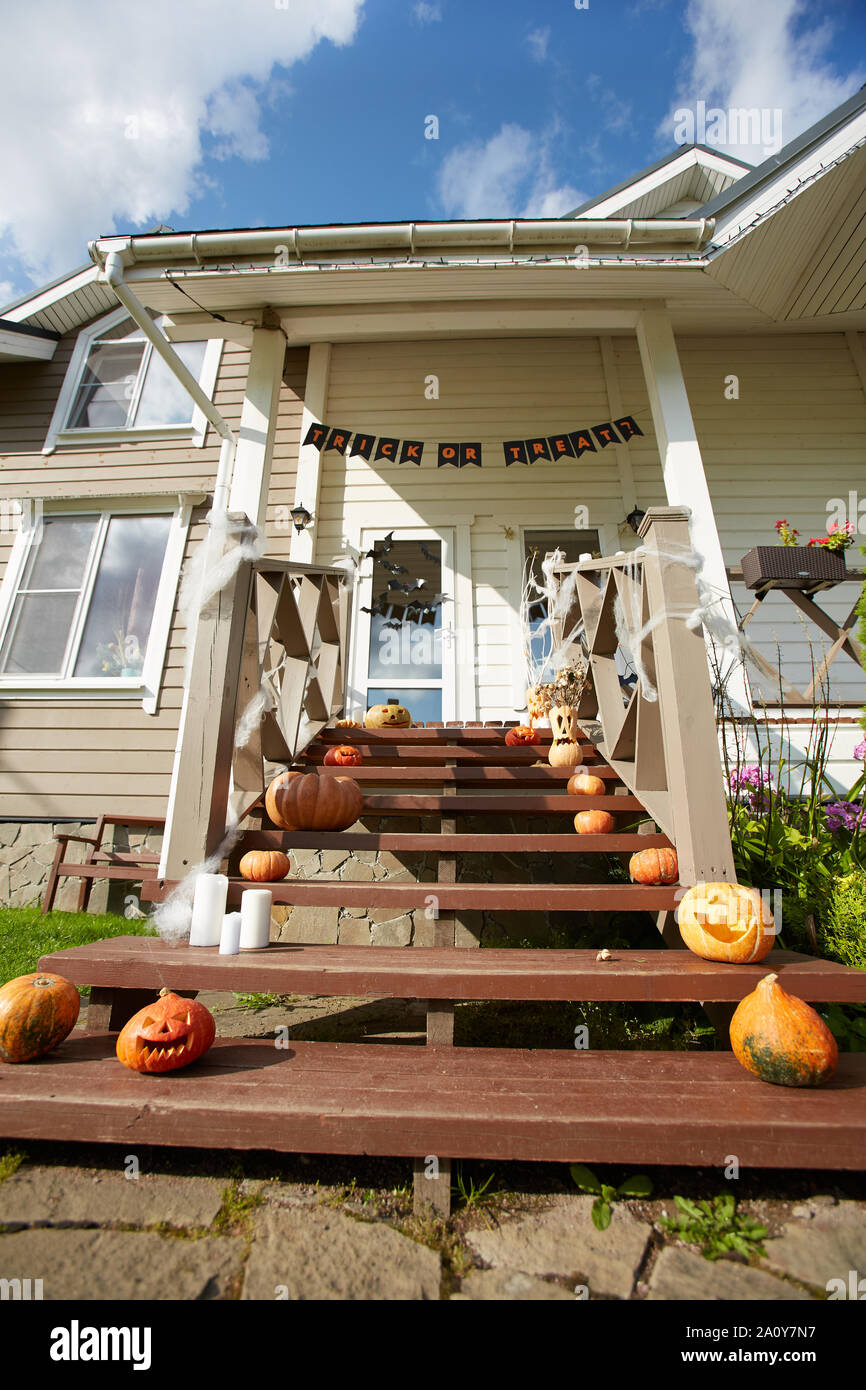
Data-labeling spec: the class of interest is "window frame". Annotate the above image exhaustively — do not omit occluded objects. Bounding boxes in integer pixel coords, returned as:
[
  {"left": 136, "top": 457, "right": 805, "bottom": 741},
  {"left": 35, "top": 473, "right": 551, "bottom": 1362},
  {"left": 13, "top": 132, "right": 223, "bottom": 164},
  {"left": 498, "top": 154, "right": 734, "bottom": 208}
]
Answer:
[
  {"left": 0, "top": 495, "right": 196, "bottom": 714},
  {"left": 43, "top": 307, "right": 222, "bottom": 454}
]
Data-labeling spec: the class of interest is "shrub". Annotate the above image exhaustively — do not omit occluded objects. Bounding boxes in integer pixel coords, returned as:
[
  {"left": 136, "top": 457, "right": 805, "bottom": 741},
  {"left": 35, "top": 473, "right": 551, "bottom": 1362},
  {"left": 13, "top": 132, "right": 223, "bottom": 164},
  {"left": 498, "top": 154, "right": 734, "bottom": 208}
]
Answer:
[{"left": 823, "top": 871, "right": 866, "bottom": 972}]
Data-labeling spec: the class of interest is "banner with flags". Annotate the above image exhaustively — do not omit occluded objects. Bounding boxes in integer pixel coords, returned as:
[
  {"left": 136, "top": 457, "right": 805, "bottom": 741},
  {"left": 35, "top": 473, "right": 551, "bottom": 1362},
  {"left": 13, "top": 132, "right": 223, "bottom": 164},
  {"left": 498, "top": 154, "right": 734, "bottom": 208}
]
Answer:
[{"left": 302, "top": 415, "right": 643, "bottom": 467}]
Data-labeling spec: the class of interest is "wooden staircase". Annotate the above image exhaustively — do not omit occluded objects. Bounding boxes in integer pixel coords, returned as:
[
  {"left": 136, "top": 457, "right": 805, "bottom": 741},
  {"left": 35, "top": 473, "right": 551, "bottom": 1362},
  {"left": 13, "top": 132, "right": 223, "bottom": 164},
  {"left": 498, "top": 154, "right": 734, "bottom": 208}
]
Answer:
[{"left": 9, "top": 720, "right": 866, "bottom": 1212}]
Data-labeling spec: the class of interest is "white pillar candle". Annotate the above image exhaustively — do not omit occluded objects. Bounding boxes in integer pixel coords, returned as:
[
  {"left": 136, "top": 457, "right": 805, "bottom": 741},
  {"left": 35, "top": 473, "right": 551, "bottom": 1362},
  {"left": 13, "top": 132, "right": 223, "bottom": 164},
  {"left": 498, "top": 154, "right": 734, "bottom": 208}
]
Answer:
[
  {"left": 240, "top": 888, "right": 272, "bottom": 950},
  {"left": 189, "top": 873, "right": 228, "bottom": 947},
  {"left": 220, "top": 911, "right": 243, "bottom": 955}
]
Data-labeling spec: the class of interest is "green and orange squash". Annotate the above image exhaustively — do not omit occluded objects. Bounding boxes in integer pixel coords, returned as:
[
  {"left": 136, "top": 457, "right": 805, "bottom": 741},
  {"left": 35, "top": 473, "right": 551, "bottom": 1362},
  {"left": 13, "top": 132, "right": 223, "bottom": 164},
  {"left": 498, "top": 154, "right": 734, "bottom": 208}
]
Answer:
[{"left": 0, "top": 972, "right": 80, "bottom": 1064}]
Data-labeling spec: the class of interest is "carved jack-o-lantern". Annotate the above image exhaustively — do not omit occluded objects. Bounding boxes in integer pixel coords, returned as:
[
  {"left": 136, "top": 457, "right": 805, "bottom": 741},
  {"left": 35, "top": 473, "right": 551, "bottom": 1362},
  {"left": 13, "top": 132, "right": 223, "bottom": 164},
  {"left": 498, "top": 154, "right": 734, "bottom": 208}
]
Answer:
[
  {"left": 365, "top": 699, "right": 413, "bottom": 729},
  {"left": 323, "top": 744, "right": 363, "bottom": 766},
  {"left": 547, "top": 705, "right": 584, "bottom": 769},
  {"left": 116, "top": 989, "right": 216, "bottom": 1074}
]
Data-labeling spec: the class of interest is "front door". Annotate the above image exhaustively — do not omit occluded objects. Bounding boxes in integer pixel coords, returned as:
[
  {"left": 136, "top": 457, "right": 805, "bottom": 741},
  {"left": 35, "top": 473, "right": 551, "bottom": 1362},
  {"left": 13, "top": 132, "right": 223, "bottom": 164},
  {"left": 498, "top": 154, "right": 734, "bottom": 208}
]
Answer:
[{"left": 350, "top": 526, "right": 456, "bottom": 724}]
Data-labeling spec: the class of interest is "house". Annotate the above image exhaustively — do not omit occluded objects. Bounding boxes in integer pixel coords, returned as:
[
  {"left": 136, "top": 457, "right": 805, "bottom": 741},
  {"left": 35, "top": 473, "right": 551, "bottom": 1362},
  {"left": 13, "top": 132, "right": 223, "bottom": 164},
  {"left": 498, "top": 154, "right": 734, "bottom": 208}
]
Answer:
[{"left": 0, "top": 88, "right": 864, "bottom": 911}]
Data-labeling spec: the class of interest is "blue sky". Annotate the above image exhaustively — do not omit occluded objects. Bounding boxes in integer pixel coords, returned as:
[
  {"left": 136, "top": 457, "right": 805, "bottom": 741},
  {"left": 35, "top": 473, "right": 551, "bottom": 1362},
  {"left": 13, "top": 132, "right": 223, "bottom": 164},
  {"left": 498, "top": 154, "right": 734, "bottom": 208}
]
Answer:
[{"left": 1, "top": 0, "right": 865, "bottom": 303}]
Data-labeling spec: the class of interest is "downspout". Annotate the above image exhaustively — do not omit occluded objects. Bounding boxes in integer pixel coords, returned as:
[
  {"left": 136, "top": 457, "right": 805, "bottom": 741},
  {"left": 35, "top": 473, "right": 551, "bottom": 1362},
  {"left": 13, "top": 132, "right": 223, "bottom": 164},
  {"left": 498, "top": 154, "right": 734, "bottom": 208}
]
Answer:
[{"left": 100, "top": 249, "right": 237, "bottom": 514}]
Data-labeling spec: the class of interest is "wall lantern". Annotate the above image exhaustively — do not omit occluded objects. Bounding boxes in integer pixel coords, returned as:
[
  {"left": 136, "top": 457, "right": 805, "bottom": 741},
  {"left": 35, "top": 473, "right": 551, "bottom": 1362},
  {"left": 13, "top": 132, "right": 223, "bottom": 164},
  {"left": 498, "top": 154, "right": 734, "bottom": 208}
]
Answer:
[
  {"left": 625, "top": 507, "right": 646, "bottom": 535},
  {"left": 290, "top": 503, "right": 313, "bottom": 534}
]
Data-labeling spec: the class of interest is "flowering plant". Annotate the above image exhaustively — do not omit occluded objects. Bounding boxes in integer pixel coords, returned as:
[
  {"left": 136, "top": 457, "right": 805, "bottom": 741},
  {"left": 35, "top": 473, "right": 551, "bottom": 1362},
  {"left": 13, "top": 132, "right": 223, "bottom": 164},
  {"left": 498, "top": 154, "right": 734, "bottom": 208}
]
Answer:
[
  {"left": 855, "top": 739, "right": 866, "bottom": 763},
  {"left": 727, "top": 764, "right": 773, "bottom": 812},
  {"left": 825, "top": 801, "right": 866, "bottom": 835},
  {"left": 806, "top": 520, "right": 856, "bottom": 554},
  {"left": 774, "top": 520, "right": 799, "bottom": 547}
]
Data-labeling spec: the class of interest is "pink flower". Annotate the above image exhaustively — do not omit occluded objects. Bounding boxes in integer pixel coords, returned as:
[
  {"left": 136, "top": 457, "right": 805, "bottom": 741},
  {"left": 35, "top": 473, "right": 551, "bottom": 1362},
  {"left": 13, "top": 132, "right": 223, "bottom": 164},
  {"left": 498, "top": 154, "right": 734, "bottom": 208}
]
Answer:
[{"left": 855, "top": 739, "right": 866, "bottom": 762}]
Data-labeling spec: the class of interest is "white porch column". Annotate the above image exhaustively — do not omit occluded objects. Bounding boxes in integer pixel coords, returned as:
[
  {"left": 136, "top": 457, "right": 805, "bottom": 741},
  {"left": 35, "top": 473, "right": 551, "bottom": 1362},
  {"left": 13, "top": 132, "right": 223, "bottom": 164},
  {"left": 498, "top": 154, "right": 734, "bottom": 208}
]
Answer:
[
  {"left": 227, "top": 326, "right": 287, "bottom": 530},
  {"left": 636, "top": 306, "right": 750, "bottom": 707},
  {"left": 290, "top": 342, "right": 332, "bottom": 563}
]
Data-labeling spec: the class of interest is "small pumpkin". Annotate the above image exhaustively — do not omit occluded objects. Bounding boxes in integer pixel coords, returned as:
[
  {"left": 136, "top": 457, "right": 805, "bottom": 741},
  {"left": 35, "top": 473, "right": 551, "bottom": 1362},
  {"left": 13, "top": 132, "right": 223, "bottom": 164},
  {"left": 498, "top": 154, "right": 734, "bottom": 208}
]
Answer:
[
  {"left": 323, "top": 744, "right": 363, "bottom": 766},
  {"left": 730, "top": 973, "right": 838, "bottom": 1088},
  {"left": 266, "top": 770, "right": 363, "bottom": 832},
  {"left": 0, "top": 972, "right": 80, "bottom": 1064},
  {"left": 116, "top": 989, "right": 215, "bottom": 1075},
  {"left": 547, "top": 705, "right": 584, "bottom": 769},
  {"left": 677, "top": 882, "right": 775, "bottom": 964},
  {"left": 364, "top": 699, "right": 412, "bottom": 729},
  {"left": 239, "top": 849, "right": 290, "bottom": 882},
  {"left": 574, "top": 810, "right": 615, "bottom": 835},
  {"left": 505, "top": 725, "right": 540, "bottom": 747},
  {"left": 629, "top": 847, "right": 679, "bottom": 885},
  {"left": 567, "top": 772, "right": 605, "bottom": 797},
  {"left": 335, "top": 719, "right": 362, "bottom": 728}
]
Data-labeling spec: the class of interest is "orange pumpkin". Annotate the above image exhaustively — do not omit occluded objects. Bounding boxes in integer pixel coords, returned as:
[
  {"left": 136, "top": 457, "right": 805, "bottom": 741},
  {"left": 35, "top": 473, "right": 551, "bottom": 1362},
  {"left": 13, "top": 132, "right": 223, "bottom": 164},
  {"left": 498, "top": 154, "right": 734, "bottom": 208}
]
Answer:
[
  {"left": 505, "top": 725, "right": 540, "bottom": 747},
  {"left": 335, "top": 719, "right": 362, "bottom": 728},
  {"left": 567, "top": 772, "right": 605, "bottom": 797},
  {"left": 364, "top": 699, "right": 412, "bottom": 729},
  {"left": 574, "top": 810, "right": 615, "bottom": 834},
  {"left": 239, "top": 849, "right": 290, "bottom": 882},
  {"left": 730, "top": 974, "right": 838, "bottom": 1088},
  {"left": 0, "top": 972, "right": 80, "bottom": 1064},
  {"left": 323, "top": 744, "right": 363, "bottom": 767},
  {"left": 677, "top": 882, "right": 775, "bottom": 964},
  {"left": 265, "top": 770, "right": 363, "bottom": 832},
  {"left": 629, "top": 848, "right": 679, "bottom": 885},
  {"left": 116, "top": 988, "right": 215, "bottom": 1075}
]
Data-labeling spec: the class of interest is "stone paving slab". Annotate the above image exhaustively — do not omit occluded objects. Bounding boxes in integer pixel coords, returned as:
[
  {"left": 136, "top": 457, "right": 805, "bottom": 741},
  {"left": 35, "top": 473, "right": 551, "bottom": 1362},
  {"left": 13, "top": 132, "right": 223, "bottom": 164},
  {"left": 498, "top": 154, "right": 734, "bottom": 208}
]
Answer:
[
  {"left": 455, "top": 1268, "right": 576, "bottom": 1300},
  {"left": 761, "top": 1202, "right": 866, "bottom": 1291},
  {"left": 0, "top": 1165, "right": 224, "bottom": 1230},
  {"left": 463, "top": 1196, "right": 650, "bottom": 1299},
  {"left": 0, "top": 1228, "right": 243, "bottom": 1300},
  {"left": 646, "top": 1247, "right": 814, "bottom": 1301},
  {"left": 241, "top": 1206, "right": 441, "bottom": 1300}
]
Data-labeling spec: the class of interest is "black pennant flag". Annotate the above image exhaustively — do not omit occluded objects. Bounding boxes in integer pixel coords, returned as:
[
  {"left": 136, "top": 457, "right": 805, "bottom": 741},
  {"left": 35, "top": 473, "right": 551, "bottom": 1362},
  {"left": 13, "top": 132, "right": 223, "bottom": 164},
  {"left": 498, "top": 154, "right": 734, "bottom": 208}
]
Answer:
[
  {"left": 399, "top": 440, "right": 424, "bottom": 466},
  {"left": 350, "top": 434, "right": 375, "bottom": 460},
  {"left": 592, "top": 422, "right": 620, "bottom": 449},
  {"left": 614, "top": 414, "right": 643, "bottom": 440},
  {"left": 569, "top": 429, "right": 597, "bottom": 458},
  {"left": 460, "top": 442, "right": 482, "bottom": 467},
  {"left": 325, "top": 426, "right": 352, "bottom": 454},
  {"left": 548, "top": 433, "right": 576, "bottom": 460},
  {"left": 503, "top": 440, "right": 528, "bottom": 466},
  {"left": 438, "top": 443, "right": 459, "bottom": 467},
  {"left": 374, "top": 438, "right": 400, "bottom": 462},
  {"left": 303, "top": 423, "right": 327, "bottom": 451},
  {"left": 526, "top": 437, "right": 552, "bottom": 463}
]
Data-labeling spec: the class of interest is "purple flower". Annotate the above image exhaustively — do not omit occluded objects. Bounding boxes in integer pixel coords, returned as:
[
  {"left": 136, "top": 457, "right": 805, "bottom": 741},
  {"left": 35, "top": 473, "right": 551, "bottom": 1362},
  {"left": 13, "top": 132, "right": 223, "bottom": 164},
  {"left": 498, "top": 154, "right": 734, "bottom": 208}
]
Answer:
[
  {"left": 825, "top": 801, "right": 866, "bottom": 834},
  {"left": 728, "top": 764, "right": 773, "bottom": 810},
  {"left": 854, "top": 739, "right": 866, "bottom": 763}
]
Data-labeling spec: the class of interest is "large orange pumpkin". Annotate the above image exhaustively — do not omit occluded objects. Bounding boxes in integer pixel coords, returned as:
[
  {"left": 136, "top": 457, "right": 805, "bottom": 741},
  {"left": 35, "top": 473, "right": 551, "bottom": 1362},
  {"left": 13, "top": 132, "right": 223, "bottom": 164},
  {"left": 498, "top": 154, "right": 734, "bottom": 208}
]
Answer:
[
  {"left": 629, "top": 848, "right": 679, "bottom": 885},
  {"left": 239, "top": 850, "right": 290, "bottom": 882},
  {"left": 0, "top": 972, "right": 80, "bottom": 1064},
  {"left": 323, "top": 744, "right": 363, "bottom": 766},
  {"left": 567, "top": 772, "right": 605, "bottom": 797},
  {"left": 730, "top": 974, "right": 838, "bottom": 1088},
  {"left": 265, "top": 770, "right": 363, "bottom": 832},
  {"left": 365, "top": 699, "right": 412, "bottom": 729},
  {"left": 505, "top": 725, "right": 540, "bottom": 747},
  {"left": 574, "top": 810, "right": 615, "bottom": 835},
  {"left": 677, "top": 882, "right": 775, "bottom": 964},
  {"left": 116, "top": 989, "right": 215, "bottom": 1074}
]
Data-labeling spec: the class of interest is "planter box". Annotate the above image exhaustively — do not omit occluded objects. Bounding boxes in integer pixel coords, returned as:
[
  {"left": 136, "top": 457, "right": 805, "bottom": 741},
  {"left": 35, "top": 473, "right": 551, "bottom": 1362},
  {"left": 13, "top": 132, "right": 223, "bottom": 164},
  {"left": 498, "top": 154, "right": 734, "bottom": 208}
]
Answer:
[{"left": 740, "top": 545, "right": 846, "bottom": 592}]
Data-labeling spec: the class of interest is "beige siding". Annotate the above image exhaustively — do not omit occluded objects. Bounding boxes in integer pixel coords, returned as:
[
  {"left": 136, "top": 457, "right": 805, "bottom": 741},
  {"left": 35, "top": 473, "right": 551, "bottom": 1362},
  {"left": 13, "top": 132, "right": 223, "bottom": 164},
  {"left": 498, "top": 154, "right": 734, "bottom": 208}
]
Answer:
[{"left": 0, "top": 319, "right": 308, "bottom": 818}]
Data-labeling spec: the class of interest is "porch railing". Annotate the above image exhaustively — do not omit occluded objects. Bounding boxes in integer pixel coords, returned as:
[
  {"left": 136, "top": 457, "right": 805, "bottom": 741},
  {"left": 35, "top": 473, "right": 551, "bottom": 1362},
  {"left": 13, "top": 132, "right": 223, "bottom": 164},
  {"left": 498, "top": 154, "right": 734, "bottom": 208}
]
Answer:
[
  {"left": 160, "top": 514, "right": 350, "bottom": 879},
  {"left": 552, "top": 506, "right": 736, "bottom": 886}
]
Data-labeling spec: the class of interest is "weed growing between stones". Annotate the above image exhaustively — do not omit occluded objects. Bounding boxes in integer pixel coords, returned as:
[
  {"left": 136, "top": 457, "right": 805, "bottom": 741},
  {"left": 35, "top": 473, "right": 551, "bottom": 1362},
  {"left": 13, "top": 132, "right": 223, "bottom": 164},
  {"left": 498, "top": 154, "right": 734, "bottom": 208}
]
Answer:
[
  {"left": 0, "top": 1148, "right": 25, "bottom": 1184},
  {"left": 660, "top": 1193, "right": 768, "bottom": 1260}
]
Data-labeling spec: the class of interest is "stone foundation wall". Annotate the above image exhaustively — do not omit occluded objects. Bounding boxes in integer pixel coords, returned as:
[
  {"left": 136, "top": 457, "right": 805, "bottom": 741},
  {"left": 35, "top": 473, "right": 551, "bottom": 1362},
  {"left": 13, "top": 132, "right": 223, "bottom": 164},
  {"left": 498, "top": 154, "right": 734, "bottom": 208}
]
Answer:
[{"left": 0, "top": 821, "right": 164, "bottom": 913}]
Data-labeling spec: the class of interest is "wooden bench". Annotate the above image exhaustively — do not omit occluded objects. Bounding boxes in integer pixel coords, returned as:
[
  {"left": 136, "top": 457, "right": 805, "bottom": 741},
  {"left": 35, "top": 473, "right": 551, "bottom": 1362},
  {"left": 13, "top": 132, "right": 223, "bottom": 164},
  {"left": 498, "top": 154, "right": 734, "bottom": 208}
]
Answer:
[{"left": 41, "top": 814, "right": 165, "bottom": 915}]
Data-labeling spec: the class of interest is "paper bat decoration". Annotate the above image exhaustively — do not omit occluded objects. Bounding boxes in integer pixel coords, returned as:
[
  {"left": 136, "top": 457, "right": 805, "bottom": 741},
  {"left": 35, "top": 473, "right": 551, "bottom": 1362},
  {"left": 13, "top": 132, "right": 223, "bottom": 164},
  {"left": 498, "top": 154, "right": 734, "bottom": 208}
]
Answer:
[
  {"left": 380, "top": 559, "right": 409, "bottom": 575},
  {"left": 365, "top": 531, "right": 395, "bottom": 561},
  {"left": 419, "top": 542, "right": 438, "bottom": 563}
]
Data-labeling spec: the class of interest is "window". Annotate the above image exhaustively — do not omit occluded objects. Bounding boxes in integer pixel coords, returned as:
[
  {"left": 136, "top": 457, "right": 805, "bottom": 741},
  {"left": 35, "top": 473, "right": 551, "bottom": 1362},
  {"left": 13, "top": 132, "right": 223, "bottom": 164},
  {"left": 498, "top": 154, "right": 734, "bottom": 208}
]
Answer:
[
  {"left": 44, "top": 308, "right": 221, "bottom": 451},
  {"left": 524, "top": 527, "right": 599, "bottom": 673},
  {"left": 0, "top": 502, "right": 193, "bottom": 712}
]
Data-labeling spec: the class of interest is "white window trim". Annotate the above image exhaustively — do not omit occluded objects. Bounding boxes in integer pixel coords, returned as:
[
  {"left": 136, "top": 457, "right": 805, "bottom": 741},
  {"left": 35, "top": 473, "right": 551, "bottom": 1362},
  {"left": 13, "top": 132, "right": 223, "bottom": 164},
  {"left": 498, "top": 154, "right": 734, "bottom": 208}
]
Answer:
[
  {"left": 43, "top": 306, "right": 222, "bottom": 454},
  {"left": 0, "top": 494, "right": 195, "bottom": 715}
]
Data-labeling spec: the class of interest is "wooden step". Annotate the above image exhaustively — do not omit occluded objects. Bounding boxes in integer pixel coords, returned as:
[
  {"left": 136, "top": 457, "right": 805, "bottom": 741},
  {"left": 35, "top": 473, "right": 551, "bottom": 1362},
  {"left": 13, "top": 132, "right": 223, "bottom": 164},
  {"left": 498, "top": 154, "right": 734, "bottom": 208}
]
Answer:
[
  {"left": 335, "top": 794, "right": 646, "bottom": 813},
  {"left": 305, "top": 746, "right": 601, "bottom": 765},
  {"left": 37, "top": 937, "right": 866, "bottom": 1004},
  {"left": 236, "top": 831, "right": 672, "bottom": 853},
  {"left": 142, "top": 880, "right": 681, "bottom": 909},
  {"left": 319, "top": 726, "right": 554, "bottom": 744},
  {"left": 3, "top": 1035, "right": 864, "bottom": 1169},
  {"left": 304, "top": 766, "right": 617, "bottom": 786}
]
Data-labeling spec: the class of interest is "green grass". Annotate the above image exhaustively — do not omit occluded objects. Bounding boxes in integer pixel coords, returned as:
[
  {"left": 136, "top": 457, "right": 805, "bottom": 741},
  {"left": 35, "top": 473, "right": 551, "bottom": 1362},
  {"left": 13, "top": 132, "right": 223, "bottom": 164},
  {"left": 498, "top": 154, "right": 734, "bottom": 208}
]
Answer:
[{"left": 0, "top": 906, "right": 156, "bottom": 986}]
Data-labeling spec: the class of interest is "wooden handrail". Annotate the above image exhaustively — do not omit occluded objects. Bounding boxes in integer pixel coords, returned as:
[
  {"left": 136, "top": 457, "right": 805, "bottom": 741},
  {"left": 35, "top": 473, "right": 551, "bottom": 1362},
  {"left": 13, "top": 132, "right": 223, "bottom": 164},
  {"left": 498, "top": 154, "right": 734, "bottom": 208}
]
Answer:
[{"left": 553, "top": 506, "right": 736, "bottom": 886}]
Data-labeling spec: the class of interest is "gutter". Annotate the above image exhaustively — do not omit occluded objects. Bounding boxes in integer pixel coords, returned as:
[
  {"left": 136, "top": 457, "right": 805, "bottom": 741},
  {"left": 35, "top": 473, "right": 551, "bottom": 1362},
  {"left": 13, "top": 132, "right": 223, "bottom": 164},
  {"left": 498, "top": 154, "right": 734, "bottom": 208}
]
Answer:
[
  {"left": 100, "top": 250, "right": 236, "bottom": 514},
  {"left": 89, "top": 216, "right": 715, "bottom": 269}
]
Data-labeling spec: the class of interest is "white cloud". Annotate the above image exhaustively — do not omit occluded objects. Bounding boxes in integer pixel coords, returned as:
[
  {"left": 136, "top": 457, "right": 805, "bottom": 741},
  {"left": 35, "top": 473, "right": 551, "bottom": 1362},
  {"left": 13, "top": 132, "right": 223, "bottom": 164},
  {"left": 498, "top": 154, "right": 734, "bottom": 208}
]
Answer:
[
  {"left": 437, "top": 124, "right": 583, "bottom": 220},
  {"left": 527, "top": 28, "right": 550, "bottom": 63},
  {"left": 0, "top": 0, "right": 364, "bottom": 286},
  {"left": 414, "top": 2, "right": 442, "bottom": 22},
  {"left": 665, "top": 0, "right": 864, "bottom": 162}
]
